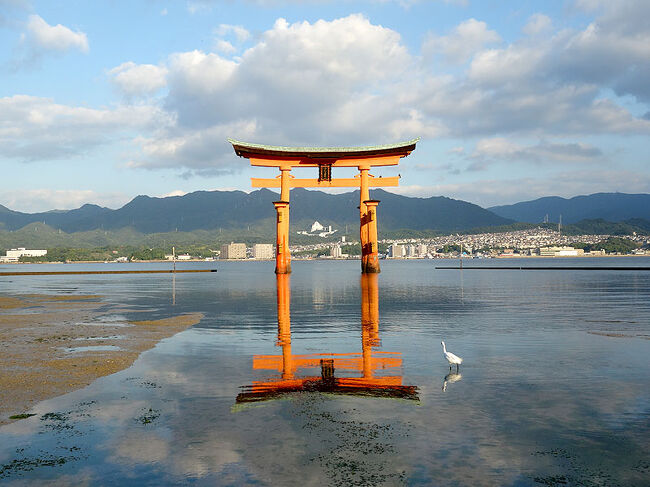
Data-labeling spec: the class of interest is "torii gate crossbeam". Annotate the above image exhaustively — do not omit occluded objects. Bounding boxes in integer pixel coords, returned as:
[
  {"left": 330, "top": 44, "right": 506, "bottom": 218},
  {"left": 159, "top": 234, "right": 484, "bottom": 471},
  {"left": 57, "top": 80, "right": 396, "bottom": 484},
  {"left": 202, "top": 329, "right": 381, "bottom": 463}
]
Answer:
[{"left": 229, "top": 138, "right": 418, "bottom": 274}]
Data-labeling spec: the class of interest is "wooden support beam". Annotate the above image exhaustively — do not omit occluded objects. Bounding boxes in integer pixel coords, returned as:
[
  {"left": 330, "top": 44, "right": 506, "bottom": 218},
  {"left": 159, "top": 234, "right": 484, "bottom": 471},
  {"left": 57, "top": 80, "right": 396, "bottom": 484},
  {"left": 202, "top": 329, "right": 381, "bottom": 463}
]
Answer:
[
  {"left": 251, "top": 176, "right": 399, "bottom": 188},
  {"left": 253, "top": 352, "right": 402, "bottom": 371},
  {"left": 249, "top": 154, "right": 402, "bottom": 167}
]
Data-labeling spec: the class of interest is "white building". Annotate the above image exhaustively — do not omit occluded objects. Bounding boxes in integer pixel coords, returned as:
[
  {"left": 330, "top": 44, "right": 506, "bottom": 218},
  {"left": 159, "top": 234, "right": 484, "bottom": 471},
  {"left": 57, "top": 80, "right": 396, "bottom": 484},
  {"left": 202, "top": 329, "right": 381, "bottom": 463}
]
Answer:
[
  {"left": 539, "top": 246, "right": 584, "bottom": 257},
  {"left": 297, "top": 221, "right": 337, "bottom": 238},
  {"left": 253, "top": 243, "right": 274, "bottom": 260},
  {"left": 221, "top": 242, "right": 247, "bottom": 259},
  {"left": 0, "top": 248, "right": 47, "bottom": 263},
  {"left": 389, "top": 244, "right": 405, "bottom": 258},
  {"left": 330, "top": 244, "right": 342, "bottom": 258}
]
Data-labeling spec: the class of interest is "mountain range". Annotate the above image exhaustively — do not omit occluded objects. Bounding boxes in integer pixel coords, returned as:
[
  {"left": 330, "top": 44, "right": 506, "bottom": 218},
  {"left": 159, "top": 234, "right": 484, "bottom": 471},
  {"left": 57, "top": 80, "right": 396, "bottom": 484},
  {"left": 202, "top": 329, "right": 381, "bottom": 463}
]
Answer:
[
  {"left": 0, "top": 188, "right": 511, "bottom": 233},
  {"left": 489, "top": 193, "right": 650, "bottom": 224},
  {"left": 0, "top": 190, "right": 649, "bottom": 235}
]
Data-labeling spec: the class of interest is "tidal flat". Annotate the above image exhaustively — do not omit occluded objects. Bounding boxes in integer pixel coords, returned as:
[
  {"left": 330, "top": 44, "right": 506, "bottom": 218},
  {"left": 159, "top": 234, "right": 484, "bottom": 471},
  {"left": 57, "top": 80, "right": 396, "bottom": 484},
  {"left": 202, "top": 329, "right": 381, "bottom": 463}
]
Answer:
[
  {"left": 0, "top": 292, "right": 202, "bottom": 425},
  {"left": 0, "top": 259, "right": 648, "bottom": 485}
]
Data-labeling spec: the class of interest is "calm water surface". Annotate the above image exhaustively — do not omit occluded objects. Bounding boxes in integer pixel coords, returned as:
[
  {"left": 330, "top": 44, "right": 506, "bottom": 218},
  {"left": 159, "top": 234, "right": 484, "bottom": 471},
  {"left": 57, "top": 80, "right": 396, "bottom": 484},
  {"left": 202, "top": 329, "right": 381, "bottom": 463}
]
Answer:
[{"left": 0, "top": 259, "right": 649, "bottom": 486}]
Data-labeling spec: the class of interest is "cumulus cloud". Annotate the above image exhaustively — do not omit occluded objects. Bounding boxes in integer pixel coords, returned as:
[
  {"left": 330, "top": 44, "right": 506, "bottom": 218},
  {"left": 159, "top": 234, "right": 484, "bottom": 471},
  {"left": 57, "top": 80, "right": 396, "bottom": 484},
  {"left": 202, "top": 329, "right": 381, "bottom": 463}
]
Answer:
[
  {"left": 469, "top": 0, "right": 650, "bottom": 103},
  {"left": 108, "top": 62, "right": 168, "bottom": 96},
  {"left": 10, "top": 7, "right": 648, "bottom": 184},
  {"left": 128, "top": 14, "right": 417, "bottom": 171},
  {"left": 522, "top": 13, "right": 552, "bottom": 36},
  {"left": 214, "top": 39, "right": 237, "bottom": 55},
  {"left": 215, "top": 24, "right": 250, "bottom": 43},
  {"left": 423, "top": 18, "right": 501, "bottom": 64},
  {"left": 108, "top": 9, "right": 649, "bottom": 175},
  {"left": 24, "top": 14, "right": 89, "bottom": 53},
  {"left": 128, "top": 119, "right": 258, "bottom": 172},
  {"left": 470, "top": 138, "right": 603, "bottom": 166},
  {"left": 0, "top": 95, "right": 170, "bottom": 162}
]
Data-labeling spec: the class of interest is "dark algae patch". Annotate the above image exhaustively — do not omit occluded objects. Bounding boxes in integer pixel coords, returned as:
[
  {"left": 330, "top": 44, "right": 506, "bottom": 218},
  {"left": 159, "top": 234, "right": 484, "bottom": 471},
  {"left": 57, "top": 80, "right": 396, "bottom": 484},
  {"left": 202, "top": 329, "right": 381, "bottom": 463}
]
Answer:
[
  {"left": 0, "top": 451, "right": 81, "bottom": 479},
  {"left": 0, "top": 402, "right": 97, "bottom": 480},
  {"left": 293, "top": 394, "right": 411, "bottom": 486},
  {"left": 531, "top": 449, "right": 623, "bottom": 487},
  {"left": 137, "top": 407, "right": 161, "bottom": 425},
  {"left": 8, "top": 413, "right": 36, "bottom": 420}
]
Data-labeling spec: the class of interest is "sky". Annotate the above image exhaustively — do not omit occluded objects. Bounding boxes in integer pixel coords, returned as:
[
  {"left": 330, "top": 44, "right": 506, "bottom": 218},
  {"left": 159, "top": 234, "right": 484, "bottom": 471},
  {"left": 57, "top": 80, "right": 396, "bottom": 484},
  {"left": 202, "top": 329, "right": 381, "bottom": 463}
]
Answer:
[{"left": 1, "top": 0, "right": 649, "bottom": 213}]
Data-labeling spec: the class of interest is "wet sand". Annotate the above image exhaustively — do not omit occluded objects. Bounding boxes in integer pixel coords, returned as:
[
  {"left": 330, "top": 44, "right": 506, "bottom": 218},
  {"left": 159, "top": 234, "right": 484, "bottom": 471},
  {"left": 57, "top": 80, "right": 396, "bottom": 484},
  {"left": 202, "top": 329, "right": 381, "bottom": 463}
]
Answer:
[{"left": 0, "top": 294, "right": 202, "bottom": 426}]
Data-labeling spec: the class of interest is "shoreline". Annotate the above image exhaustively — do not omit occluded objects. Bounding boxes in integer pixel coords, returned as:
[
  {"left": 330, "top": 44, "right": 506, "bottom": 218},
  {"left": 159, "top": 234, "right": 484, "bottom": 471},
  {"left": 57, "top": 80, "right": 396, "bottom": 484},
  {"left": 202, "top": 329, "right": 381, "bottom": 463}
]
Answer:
[
  {"left": 1, "top": 253, "right": 648, "bottom": 266},
  {"left": 0, "top": 293, "right": 202, "bottom": 426}
]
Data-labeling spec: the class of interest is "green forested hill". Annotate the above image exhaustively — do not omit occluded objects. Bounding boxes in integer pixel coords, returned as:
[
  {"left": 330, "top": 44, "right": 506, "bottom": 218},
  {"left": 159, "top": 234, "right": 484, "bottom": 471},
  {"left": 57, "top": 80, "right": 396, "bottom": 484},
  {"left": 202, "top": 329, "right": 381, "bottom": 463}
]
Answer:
[
  {"left": 0, "top": 188, "right": 512, "bottom": 234},
  {"left": 489, "top": 193, "right": 650, "bottom": 224}
]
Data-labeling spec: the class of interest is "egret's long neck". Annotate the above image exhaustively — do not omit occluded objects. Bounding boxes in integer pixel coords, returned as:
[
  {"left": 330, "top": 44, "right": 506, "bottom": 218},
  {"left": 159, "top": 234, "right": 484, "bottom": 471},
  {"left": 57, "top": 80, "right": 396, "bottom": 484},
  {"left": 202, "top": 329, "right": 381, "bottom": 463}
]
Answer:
[{"left": 442, "top": 342, "right": 446, "bottom": 352}]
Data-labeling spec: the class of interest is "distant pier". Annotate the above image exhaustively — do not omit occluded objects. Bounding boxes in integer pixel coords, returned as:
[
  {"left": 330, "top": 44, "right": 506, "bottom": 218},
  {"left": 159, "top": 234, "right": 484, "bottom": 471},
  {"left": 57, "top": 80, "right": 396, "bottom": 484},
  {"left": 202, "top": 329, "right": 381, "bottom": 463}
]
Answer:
[
  {"left": 0, "top": 269, "right": 217, "bottom": 276},
  {"left": 435, "top": 266, "right": 650, "bottom": 271}
]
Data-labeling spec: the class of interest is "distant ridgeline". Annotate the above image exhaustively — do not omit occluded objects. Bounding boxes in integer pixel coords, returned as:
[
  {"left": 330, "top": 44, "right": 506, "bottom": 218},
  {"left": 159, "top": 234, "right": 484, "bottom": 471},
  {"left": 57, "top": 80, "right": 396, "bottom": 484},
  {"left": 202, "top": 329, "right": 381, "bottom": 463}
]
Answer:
[
  {"left": 489, "top": 193, "right": 650, "bottom": 224},
  {"left": 1, "top": 190, "right": 649, "bottom": 249},
  {"left": 0, "top": 188, "right": 510, "bottom": 234}
]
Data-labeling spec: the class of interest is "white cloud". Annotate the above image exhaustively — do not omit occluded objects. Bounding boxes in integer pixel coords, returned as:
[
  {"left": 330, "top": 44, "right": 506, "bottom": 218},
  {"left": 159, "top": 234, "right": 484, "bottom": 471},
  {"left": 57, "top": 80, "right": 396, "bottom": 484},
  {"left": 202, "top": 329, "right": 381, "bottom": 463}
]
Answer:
[
  {"left": 468, "top": 44, "right": 544, "bottom": 84},
  {"left": 112, "top": 10, "right": 650, "bottom": 176},
  {"left": 108, "top": 62, "right": 168, "bottom": 96},
  {"left": 0, "top": 95, "right": 170, "bottom": 162},
  {"left": 522, "top": 13, "right": 552, "bottom": 36},
  {"left": 8, "top": 9, "right": 648, "bottom": 185},
  {"left": 0, "top": 189, "right": 130, "bottom": 212},
  {"left": 215, "top": 24, "right": 250, "bottom": 43},
  {"left": 423, "top": 18, "right": 501, "bottom": 64},
  {"left": 128, "top": 119, "right": 258, "bottom": 172},
  {"left": 469, "top": 0, "right": 650, "bottom": 103},
  {"left": 25, "top": 14, "right": 88, "bottom": 53},
  {"left": 161, "top": 190, "right": 187, "bottom": 198},
  {"left": 470, "top": 138, "right": 604, "bottom": 168},
  {"left": 214, "top": 39, "right": 236, "bottom": 55},
  {"left": 473, "top": 138, "right": 520, "bottom": 158},
  {"left": 129, "top": 14, "right": 414, "bottom": 171}
]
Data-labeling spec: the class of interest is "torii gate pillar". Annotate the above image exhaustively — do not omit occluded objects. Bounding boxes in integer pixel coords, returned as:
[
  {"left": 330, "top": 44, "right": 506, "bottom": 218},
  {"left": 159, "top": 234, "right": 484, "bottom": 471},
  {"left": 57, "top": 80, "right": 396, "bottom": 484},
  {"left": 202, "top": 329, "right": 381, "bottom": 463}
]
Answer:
[
  {"left": 273, "top": 201, "right": 291, "bottom": 274},
  {"left": 361, "top": 199, "right": 381, "bottom": 274}
]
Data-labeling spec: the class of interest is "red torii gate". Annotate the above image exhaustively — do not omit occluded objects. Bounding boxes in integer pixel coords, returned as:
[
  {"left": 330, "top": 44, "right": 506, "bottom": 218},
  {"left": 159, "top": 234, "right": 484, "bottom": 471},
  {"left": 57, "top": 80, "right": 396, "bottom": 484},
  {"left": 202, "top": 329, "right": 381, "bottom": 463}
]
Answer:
[{"left": 229, "top": 138, "right": 418, "bottom": 274}]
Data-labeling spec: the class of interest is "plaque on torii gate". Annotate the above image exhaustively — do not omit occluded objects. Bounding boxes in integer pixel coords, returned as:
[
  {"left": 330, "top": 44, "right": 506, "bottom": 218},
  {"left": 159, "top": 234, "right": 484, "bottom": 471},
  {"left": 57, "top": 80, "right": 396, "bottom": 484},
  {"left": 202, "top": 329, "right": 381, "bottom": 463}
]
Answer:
[{"left": 228, "top": 138, "right": 419, "bottom": 274}]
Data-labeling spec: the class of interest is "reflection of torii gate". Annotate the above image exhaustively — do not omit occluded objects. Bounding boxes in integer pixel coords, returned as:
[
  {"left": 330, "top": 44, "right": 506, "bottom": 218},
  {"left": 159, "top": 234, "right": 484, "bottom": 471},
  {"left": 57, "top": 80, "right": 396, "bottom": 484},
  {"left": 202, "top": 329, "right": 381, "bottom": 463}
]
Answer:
[
  {"left": 236, "top": 274, "right": 419, "bottom": 402},
  {"left": 228, "top": 139, "right": 418, "bottom": 274}
]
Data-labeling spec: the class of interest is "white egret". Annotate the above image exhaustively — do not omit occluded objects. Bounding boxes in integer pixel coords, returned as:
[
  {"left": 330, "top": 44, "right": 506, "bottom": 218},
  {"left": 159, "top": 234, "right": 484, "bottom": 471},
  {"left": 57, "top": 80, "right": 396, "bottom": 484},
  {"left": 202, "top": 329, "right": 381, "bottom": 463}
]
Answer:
[{"left": 441, "top": 341, "right": 463, "bottom": 372}]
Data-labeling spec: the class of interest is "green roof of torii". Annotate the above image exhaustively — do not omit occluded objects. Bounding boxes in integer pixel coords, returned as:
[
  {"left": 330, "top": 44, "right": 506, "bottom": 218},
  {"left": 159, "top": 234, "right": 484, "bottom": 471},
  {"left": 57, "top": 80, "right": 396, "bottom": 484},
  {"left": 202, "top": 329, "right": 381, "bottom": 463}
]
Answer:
[{"left": 228, "top": 137, "right": 419, "bottom": 159}]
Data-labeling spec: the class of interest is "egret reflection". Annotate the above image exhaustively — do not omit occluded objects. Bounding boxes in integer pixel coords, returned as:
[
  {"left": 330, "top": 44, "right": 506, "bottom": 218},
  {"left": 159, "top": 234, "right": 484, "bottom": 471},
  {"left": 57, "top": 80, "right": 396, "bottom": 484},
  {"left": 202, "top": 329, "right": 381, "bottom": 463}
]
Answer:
[
  {"left": 442, "top": 372, "right": 462, "bottom": 392},
  {"left": 237, "top": 273, "right": 419, "bottom": 402}
]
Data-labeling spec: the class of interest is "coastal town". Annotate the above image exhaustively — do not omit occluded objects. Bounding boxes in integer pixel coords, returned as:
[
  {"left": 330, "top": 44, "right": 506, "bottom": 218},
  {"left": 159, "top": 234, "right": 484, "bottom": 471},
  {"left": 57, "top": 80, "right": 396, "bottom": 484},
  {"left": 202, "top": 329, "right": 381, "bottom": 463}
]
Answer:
[
  {"left": 293, "top": 227, "right": 650, "bottom": 260},
  {"left": 3, "top": 226, "right": 649, "bottom": 264}
]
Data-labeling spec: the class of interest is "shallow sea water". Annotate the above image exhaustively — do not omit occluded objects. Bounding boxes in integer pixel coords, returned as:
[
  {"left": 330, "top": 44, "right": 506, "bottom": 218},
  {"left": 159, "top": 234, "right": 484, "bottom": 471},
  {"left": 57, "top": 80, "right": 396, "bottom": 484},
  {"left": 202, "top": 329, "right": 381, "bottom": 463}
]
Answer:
[{"left": 0, "top": 258, "right": 649, "bottom": 486}]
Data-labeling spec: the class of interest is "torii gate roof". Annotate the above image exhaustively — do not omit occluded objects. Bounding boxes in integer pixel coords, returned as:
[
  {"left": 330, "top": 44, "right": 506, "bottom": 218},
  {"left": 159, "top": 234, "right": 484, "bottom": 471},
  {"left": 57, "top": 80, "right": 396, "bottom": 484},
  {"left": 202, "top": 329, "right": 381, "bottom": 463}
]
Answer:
[{"left": 228, "top": 137, "right": 419, "bottom": 159}]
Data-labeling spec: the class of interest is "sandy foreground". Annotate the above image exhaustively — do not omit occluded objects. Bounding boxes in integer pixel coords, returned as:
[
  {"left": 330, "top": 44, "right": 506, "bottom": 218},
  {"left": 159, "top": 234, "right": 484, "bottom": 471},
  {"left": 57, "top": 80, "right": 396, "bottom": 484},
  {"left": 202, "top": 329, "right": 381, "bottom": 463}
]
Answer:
[{"left": 0, "top": 294, "right": 202, "bottom": 426}]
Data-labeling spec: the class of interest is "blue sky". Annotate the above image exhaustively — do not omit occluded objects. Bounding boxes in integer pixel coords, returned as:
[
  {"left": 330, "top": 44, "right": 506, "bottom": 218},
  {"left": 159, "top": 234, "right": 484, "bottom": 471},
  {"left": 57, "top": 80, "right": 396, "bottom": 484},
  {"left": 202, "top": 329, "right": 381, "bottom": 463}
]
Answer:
[{"left": 1, "top": 0, "right": 648, "bottom": 212}]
